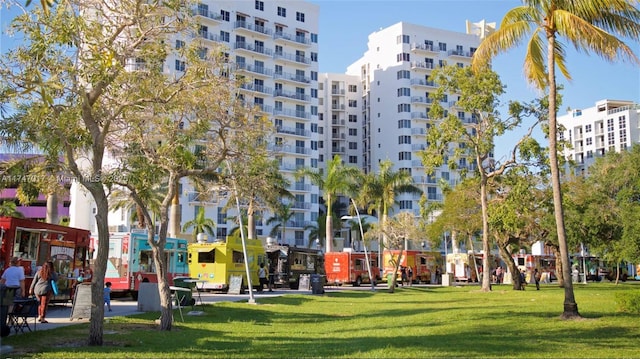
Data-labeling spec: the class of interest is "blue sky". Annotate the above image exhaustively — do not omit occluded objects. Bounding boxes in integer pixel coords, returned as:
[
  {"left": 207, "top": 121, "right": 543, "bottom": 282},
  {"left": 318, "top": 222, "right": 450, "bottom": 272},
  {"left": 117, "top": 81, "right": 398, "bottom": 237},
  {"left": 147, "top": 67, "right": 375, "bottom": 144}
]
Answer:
[{"left": 2, "top": 0, "right": 639, "bottom": 159}]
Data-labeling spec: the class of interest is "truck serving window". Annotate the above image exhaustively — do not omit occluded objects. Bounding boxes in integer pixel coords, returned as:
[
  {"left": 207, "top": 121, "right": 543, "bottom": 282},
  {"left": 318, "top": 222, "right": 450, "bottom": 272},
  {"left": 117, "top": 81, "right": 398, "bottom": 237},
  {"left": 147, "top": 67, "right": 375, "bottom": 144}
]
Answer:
[{"left": 198, "top": 250, "right": 215, "bottom": 264}]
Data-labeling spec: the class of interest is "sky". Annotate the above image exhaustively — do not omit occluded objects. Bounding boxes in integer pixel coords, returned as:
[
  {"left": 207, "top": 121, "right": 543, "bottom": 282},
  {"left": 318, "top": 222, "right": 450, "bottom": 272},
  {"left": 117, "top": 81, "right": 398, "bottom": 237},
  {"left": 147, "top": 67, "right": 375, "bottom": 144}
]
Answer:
[{"left": 1, "top": 0, "right": 639, "bottom": 159}]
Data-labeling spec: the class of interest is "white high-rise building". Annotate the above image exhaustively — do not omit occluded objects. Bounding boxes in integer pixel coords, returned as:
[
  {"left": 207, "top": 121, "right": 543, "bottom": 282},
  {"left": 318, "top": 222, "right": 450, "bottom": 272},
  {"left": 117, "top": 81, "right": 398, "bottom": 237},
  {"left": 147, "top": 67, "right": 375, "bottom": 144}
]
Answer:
[
  {"left": 71, "top": 0, "right": 320, "bottom": 246},
  {"left": 338, "top": 21, "right": 488, "bottom": 217},
  {"left": 559, "top": 99, "right": 640, "bottom": 175}
]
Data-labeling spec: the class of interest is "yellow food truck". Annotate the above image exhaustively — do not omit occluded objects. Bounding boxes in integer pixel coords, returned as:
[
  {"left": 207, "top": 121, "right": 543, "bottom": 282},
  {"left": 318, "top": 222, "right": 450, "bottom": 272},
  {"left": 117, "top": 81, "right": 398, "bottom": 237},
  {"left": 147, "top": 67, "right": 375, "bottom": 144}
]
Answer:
[{"left": 187, "top": 236, "right": 266, "bottom": 292}]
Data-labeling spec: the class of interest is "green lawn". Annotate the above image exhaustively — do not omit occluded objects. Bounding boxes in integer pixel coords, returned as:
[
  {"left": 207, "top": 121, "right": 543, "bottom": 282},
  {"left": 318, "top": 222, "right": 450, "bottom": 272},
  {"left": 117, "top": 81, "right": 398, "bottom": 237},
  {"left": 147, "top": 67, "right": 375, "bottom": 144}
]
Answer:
[{"left": 3, "top": 282, "right": 639, "bottom": 358}]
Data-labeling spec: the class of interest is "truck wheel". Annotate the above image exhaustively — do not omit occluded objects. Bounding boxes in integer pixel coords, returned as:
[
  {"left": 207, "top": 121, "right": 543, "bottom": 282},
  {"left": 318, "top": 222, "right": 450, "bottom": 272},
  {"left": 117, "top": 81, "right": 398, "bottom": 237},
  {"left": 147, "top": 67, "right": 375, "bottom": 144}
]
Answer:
[{"left": 354, "top": 277, "right": 362, "bottom": 287}]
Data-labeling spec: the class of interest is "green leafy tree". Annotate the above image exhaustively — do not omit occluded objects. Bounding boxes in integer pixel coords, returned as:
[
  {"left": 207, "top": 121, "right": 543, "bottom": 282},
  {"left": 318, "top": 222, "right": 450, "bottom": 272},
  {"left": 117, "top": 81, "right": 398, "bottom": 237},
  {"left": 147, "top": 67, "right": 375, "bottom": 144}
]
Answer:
[
  {"left": 0, "top": 201, "right": 24, "bottom": 218},
  {"left": 472, "top": 0, "right": 640, "bottom": 318},
  {"left": 182, "top": 207, "right": 216, "bottom": 242},
  {"left": 296, "top": 155, "right": 361, "bottom": 252},
  {"left": 356, "top": 160, "right": 421, "bottom": 253},
  {"left": 422, "top": 65, "right": 542, "bottom": 291}
]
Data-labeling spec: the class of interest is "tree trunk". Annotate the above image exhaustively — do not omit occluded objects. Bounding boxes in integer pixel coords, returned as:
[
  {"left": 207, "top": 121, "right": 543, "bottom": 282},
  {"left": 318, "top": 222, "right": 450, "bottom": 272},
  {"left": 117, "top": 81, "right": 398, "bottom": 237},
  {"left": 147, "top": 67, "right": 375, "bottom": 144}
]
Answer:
[
  {"left": 325, "top": 194, "right": 333, "bottom": 252},
  {"left": 168, "top": 188, "right": 180, "bottom": 237},
  {"left": 247, "top": 200, "right": 256, "bottom": 240},
  {"left": 85, "top": 184, "right": 109, "bottom": 346},
  {"left": 45, "top": 192, "right": 59, "bottom": 224},
  {"left": 497, "top": 244, "right": 524, "bottom": 290},
  {"left": 547, "top": 34, "right": 580, "bottom": 319},
  {"left": 480, "top": 176, "right": 491, "bottom": 292},
  {"left": 152, "top": 244, "right": 173, "bottom": 330}
]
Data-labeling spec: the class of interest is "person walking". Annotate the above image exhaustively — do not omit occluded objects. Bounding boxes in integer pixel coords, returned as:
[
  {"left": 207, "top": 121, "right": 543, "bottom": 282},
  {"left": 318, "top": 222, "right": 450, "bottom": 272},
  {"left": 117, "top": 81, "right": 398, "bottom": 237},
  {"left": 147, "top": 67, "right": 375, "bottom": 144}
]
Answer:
[
  {"left": 534, "top": 268, "right": 541, "bottom": 290},
  {"left": 0, "top": 257, "right": 25, "bottom": 298},
  {"left": 104, "top": 282, "right": 113, "bottom": 311},
  {"left": 29, "top": 261, "right": 57, "bottom": 323}
]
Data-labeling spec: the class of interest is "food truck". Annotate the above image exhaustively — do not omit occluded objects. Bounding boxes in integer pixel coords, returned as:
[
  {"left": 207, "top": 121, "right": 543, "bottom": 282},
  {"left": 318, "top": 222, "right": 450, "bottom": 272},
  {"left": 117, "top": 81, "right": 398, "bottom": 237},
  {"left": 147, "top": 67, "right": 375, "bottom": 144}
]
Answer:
[
  {"left": 97, "top": 232, "right": 189, "bottom": 299},
  {"left": 188, "top": 236, "right": 266, "bottom": 292},
  {"left": 324, "top": 250, "right": 380, "bottom": 286},
  {"left": 0, "top": 216, "right": 91, "bottom": 301},
  {"left": 383, "top": 250, "right": 442, "bottom": 284},
  {"left": 264, "top": 240, "right": 325, "bottom": 289}
]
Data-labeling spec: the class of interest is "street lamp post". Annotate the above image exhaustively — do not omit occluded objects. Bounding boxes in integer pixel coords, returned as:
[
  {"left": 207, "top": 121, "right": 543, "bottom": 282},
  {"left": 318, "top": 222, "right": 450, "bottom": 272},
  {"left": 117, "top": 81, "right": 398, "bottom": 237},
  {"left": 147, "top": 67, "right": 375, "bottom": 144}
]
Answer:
[{"left": 342, "top": 198, "right": 376, "bottom": 291}]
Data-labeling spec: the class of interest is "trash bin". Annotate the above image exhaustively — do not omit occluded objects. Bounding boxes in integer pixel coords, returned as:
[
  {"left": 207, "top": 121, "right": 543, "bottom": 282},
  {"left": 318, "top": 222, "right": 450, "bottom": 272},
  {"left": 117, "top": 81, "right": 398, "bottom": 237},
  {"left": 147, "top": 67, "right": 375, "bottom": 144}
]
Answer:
[
  {"left": 310, "top": 274, "right": 324, "bottom": 295},
  {"left": 172, "top": 277, "right": 195, "bottom": 306}
]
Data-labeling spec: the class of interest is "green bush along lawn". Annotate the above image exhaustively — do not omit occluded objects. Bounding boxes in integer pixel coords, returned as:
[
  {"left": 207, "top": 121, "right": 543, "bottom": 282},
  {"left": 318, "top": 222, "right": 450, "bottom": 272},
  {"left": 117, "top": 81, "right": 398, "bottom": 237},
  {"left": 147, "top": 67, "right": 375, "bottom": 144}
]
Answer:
[{"left": 3, "top": 282, "right": 640, "bottom": 358}]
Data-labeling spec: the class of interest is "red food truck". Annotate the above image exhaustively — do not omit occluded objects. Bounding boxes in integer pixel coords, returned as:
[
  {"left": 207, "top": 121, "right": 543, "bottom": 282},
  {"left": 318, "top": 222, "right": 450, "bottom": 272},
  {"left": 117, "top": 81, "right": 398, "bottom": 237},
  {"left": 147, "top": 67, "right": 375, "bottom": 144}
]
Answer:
[
  {"left": 0, "top": 217, "right": 91, "bottom": 301},
  {"left": 324, "top": 250, "right": 380, "bottom": 286}
]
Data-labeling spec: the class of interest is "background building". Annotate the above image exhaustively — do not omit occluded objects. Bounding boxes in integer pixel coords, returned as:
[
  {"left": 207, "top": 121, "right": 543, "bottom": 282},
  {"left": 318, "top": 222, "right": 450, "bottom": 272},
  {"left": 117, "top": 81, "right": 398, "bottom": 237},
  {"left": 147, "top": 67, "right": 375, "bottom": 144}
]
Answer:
[{"left": 559, "top": 99, "right": 640, "bottom": 175}]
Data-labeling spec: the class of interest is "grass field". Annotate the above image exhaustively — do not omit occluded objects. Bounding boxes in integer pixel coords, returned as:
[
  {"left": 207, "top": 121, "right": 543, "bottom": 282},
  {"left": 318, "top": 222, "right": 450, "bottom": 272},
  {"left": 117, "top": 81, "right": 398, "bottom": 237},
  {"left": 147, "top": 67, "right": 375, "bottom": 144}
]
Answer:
[{"left": 2, "top": 282, "right": 639, "bottom": 358}]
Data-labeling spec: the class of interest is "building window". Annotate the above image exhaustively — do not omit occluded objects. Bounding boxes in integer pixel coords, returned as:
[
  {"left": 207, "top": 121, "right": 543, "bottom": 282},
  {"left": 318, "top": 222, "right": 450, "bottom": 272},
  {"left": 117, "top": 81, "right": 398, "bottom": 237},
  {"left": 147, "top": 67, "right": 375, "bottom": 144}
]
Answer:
[
  {"left": 427, "top": 187, "right": 438, "bottom": 200},
  {"left": 398, "top": 135, "right": 411, "bottom": 144},
  {"left": 311, "top": 71, "right": 317, "bottom": 81},
  {"left": 398, "top": 119, "right": 411, "bottom": 128},
  {"left": 348, "top": 85, "right": 357, "bottom": 92},
  {"left": 438, "top": 42, "right": 446, "bottom": 51},
  {"left": 349, "top": 156, "right": 358, "bottom": 164},
  {"left": 585, "top": 124, "right": 592, "bottom": 132},
  {"left": 398, "top": 151, "right": 412, "bottom": 161},
  {"left": 397, "top": 104, "right": 410, "bottom": 113},
  {"left": 348, "top": 114, "right": 357, "bottom": 122},
  {"left": 277, "top": 7, "right": 286, "bottom": 17},
  {"left": 220, "top": 10, "right": 230, "bottom": 21},
  {"left": 397, "top": 70, "right": 410, "bottom": 79},
  {"left": 175, "top": 40, "right": 185, "bottom": 49},
  {"left": 348, "top": 100, "right": 357, "bottom": 108},
  {"left": 396, "top": 53, "right": 410, "bottom": 62},
  {"left": 255, "top": 0, "right": 264, "bottom": 10},
  {"left": 311, "top": 33, "right": 318, "bottom": 43},
  {"left": 311, "top": 88, "right": 317, "bottom": 98},
  {"left": 397, "top": 87, "right": 410, "bottom": 97},
  {"left": 349, "top": 142, "right": 357, "bottom": 150},
  {"left": 296, "top": 11, "right": 305, "bottom": 22},
  {"left": 349, "top": 128, "right": 358, "bottom": 136},
  {"left": 175, "top": 60, "right": 185, "bottom": 71},
  {"left": 311, "top": 52, "right": 318, "bottom": 62},
  {"left": 397, "top": 34, "right": 410, "bottom": 44},
  {"left": 586, "top": 137, "right": 592, "bottom": 146},
  {"left": 399, "top": 200, "right": 413, "bottom": 209},
  {"left": 216, "top": 31, "right": 229, "bottom": 43},
  {"left": 607, "top": 118, "right": 614, "bottom": 132}
]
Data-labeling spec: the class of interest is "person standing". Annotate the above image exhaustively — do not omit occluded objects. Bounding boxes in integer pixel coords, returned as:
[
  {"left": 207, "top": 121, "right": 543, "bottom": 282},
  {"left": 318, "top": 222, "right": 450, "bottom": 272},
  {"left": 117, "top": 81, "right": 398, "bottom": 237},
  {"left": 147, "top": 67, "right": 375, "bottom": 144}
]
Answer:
[
  {"left": 0, "top": 257, "right": 25, "bottom": 298},
  {"left": 29, "top": 261, "right": 57, "bottom": 323},
  {"left": 268, "top": 262, "right": 276, "bottom": 292},
  {"left": 257, "top": 263, "right": 267, "bottom": 292},
  {"left": 534, "top": 268, "right": 541, "bottom": 290},
  {"left": 407, "top": 267, "right": 413, "bottom": 287},
  {"left": 104, "top": 282, "right": 112, "bottom": 311},
  {"left": 400, "top": 267, "right": 407, "bottom": 287}
]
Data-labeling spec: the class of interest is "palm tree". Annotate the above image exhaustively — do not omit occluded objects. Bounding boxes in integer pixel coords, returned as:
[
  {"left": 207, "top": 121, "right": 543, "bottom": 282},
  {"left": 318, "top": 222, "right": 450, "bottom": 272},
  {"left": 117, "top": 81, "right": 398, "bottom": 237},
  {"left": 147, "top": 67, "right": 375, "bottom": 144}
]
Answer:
[
  {"left": 472, "top": 0, "right": 640, "bottom": 319},
  {"left": 296, "top": 155, "right": 361, "bottom": 252},
  {"left": 182, "top": 207, "right": 216, "bottom": 242},
  {"left": 266, "top": 203, "right": 294, "bottom": 244},
  {"left": 357, "top": 160, "right": 422, "bottom": 251}
]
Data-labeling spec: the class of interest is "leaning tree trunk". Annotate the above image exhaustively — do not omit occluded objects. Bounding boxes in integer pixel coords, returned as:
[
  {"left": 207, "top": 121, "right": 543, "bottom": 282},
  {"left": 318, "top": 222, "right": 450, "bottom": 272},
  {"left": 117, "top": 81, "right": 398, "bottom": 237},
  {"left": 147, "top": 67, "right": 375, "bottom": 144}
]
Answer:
[
  {"left": 547, "top": 34, "right": 580, "bottom": 319},
  {"left": 497, "top": 244, "right": 524, "bottom": 290}
]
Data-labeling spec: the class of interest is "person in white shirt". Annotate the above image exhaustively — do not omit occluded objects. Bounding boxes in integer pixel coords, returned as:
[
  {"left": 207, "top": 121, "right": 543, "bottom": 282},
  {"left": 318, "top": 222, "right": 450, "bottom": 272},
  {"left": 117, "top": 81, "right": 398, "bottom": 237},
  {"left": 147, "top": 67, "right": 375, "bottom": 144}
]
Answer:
[{"left": 1, "top": 257, "right": 26, "bottom": 298}]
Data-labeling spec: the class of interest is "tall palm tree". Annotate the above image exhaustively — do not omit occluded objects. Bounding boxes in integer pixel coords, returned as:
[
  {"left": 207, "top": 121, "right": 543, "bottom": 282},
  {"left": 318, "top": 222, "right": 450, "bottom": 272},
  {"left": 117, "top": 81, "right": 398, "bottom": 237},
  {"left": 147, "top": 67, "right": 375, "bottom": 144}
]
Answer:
[
  {"left": 357, "top": 160, "right": 422, "bottom": 250},
  {"left": 182, "top": 206, "right": 216, "bottom": 242},
  {"left": 266, "top": 203, "right": 294, "bottom": 244},
  {"left": 472, "top": 0, "right": 640, "bottom": 319},
  {"left": 296, "top": 155, "right": 361, "bottom": 252}
]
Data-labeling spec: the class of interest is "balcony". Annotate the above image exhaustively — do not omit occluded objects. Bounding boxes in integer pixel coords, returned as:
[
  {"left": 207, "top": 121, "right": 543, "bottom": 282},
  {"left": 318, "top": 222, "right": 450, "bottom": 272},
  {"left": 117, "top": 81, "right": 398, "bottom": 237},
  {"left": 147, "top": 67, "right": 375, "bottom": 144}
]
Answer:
[
  {"left": 411, "top": 96, "right": 434, "bottom": 105},
  {"left": 331, "top": 104, "right": 345, "bottom": 110},
  {"left": 273, "top": 51, "right": 311, "bottom": 65},
  {"left": 412, "top": 144, "right": 426, "bottom": 151},
  {"left": 274, "top": 89, "right": 310, "bottom": 102},
  {"left": 234, "top": 42, "right": 273, "bottom": 57},
  {"left": 234, "top": 21, "right": 272, "bottom": 37},
  {"left": 276, "top": 125, "right": 310, "bottom": 137},
  {"left": 273, "top": 31, "right": 311, "bottom": 47},
  {"left": 410, "top": 61, "right": 434, "bottom": 71},
  {"left": 447, "top": 49, "right": 473, "bottom": 58},
  {"left": 253, "top": 103, "right": 273, "bottom": 114},
  {"left": 331, "top": 119, "right": 345, "bottom": 126},
  {"left": 235, "top": 63, "right": 273, "bottom": 78},
  {"left": 331, "top": 146, "right": 345, "bottom": 154},
  {"left": 410, "top": 43, "right": 438, "bottom": 54},
  {"left": 193, "top": 31, "right": 219, "bottom": 43},
  {"left": 240, "top": 83, "right": 273, "bottom": 95},
  {"left": 268, "top": 144, "right": 311, "bottom": 155},
  {"left": 411, "top": 128, "right": 426, "bottom": 135},
  {"left": 273, "top": 107, "right": 311, "bottom": 120},
  {"left": 192, "top": 7, "right": 224, "bottom": 22},
  {"left": 410, "top": 78, "right": 436, "bottom": 87},
  {"left": 273, "top": 71, "right": 311, "bottom": 84},
  {"left": 411, "top": 112, "right": 428, "bottom": 120},
  {"left": 331, "top": 89, "right": 345, "bottom": 95}
]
